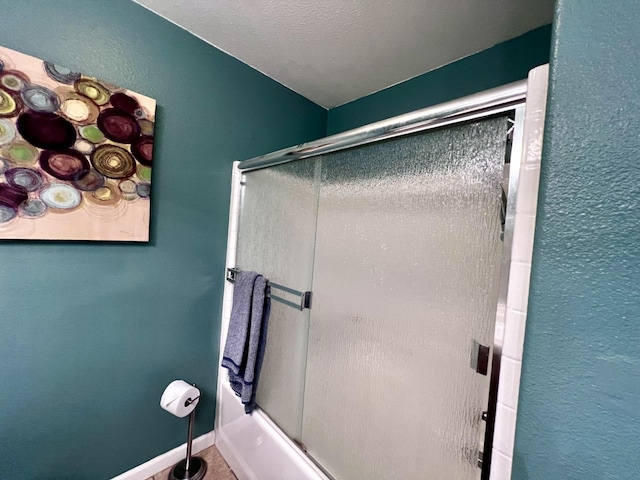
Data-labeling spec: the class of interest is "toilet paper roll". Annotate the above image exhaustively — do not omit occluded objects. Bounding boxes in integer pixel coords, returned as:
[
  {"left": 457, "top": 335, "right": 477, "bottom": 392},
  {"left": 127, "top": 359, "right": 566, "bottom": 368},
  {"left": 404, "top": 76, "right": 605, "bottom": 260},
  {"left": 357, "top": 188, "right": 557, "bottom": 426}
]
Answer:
[{"left": 160, "top": 380, "right": 200, "bottom": 418}]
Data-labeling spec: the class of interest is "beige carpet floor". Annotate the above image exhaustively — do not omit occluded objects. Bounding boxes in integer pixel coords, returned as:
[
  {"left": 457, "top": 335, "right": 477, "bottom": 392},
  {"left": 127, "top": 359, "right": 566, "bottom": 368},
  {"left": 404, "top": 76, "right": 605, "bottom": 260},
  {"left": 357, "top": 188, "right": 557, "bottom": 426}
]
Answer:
[{"left": 146, "top": 445, "right": 237, "bottom": 480}]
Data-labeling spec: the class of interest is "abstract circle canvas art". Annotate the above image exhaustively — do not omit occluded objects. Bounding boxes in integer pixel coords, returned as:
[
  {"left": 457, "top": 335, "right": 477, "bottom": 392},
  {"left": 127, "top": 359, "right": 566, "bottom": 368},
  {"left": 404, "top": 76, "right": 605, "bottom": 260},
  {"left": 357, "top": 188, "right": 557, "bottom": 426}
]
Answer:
[{"left": 0, "top": 45, "right": 156, "bottom": 241}]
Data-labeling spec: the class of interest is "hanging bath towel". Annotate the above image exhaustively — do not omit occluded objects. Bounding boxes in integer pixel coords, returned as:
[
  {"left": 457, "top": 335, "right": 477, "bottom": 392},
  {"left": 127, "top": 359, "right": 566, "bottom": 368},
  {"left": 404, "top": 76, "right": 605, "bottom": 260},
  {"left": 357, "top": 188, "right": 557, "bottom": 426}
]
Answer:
[{"left": 221, "top": 271, "right": 271, "bottom": 413}]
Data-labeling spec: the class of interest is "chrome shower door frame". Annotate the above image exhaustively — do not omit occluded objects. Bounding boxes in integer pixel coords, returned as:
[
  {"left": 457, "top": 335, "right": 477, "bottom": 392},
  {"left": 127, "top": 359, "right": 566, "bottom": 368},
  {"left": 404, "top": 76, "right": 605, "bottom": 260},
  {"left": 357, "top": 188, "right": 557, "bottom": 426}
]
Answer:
[{"left": 230, "top": 64, "right": 549, "bottom": 480}]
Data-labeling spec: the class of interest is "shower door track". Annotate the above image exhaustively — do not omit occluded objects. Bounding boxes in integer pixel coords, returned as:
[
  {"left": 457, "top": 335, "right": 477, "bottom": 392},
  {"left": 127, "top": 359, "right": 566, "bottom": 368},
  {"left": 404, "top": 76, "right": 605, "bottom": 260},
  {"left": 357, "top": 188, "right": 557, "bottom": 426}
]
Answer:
[{"left": 238, "top": 80, "right": 526, "bottom": 173}]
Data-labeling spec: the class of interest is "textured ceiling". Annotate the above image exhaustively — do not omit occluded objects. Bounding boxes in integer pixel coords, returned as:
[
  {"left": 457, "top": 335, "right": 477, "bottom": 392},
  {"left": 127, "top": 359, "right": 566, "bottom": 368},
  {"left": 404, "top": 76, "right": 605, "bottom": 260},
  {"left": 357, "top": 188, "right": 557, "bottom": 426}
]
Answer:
[{"left": 134, "top": 0, "right": 554, "bottom": 108}]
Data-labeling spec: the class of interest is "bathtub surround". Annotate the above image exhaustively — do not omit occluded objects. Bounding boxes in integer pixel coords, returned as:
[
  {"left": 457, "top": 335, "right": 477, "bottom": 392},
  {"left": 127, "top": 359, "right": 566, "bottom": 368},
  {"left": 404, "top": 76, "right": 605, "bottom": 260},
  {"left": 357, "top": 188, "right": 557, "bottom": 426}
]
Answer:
[
  {"left": 0, "top": 1, "right": 325, "bottom": 478},
  {"left": 489, "top": 65, "right": 549, "bottom": 480}
]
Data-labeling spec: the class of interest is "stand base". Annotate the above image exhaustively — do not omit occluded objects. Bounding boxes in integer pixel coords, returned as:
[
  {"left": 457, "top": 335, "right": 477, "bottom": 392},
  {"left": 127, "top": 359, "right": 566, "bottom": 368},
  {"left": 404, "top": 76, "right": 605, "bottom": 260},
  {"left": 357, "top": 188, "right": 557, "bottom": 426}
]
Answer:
[{"left": 168, "top": 456, "right": 207, "bottom": 480}]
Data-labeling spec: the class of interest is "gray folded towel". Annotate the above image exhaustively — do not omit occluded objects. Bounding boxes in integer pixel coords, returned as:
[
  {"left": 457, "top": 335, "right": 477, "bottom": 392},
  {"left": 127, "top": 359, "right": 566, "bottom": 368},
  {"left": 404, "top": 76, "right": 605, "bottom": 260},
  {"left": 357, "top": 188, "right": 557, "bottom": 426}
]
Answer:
[{"left": 221, "top": 271, "right": 271, "bottom": 413}]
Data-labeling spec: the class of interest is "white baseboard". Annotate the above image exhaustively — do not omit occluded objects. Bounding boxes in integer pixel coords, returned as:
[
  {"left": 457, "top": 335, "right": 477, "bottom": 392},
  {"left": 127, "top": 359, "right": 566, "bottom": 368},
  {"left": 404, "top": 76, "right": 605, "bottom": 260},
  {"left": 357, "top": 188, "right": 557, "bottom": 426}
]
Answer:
[{"left": 111, "top": 430, "right": 216, "bottom": 480}]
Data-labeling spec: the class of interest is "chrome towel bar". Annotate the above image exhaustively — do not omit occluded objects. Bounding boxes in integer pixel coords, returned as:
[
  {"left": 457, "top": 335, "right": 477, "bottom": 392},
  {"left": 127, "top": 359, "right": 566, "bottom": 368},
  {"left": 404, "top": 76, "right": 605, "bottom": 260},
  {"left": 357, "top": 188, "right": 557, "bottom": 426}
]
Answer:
[{"left": 226, "top": 268, "right": 312, "bottom": 311}]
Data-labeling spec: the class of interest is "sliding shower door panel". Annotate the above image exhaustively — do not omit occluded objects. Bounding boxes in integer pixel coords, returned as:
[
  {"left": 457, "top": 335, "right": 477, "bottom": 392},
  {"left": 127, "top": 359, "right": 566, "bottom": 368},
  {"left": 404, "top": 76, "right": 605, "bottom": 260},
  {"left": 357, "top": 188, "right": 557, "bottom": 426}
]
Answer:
[
  {"left": 236, "top": 159, "right": 320, "bottom": 440},
  {"left": 301, "top": 118, "right": 508, "bottom": 479}
]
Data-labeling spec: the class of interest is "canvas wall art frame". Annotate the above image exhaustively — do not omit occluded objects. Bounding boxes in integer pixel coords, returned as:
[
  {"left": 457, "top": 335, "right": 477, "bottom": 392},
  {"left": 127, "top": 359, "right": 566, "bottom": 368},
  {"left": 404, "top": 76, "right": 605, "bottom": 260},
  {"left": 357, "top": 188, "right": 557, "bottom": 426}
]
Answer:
[{"left": 0, "top": 45, "right": 156, "bottom": 242}]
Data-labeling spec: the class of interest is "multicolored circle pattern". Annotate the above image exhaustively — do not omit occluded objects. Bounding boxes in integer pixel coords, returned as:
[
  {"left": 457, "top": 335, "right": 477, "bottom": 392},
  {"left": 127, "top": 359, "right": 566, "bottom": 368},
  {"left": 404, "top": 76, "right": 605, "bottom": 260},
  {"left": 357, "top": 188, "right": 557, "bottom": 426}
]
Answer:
[{"left": 0, "top": 54, "right": 155, "bottom": 226}]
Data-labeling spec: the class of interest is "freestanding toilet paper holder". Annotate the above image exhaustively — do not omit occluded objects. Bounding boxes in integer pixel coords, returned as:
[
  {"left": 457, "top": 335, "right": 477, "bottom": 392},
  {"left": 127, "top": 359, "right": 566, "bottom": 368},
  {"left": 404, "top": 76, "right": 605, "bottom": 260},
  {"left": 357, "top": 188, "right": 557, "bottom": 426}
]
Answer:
[{"left": 168, "top": 385, "right": 207, "bottom": 480}]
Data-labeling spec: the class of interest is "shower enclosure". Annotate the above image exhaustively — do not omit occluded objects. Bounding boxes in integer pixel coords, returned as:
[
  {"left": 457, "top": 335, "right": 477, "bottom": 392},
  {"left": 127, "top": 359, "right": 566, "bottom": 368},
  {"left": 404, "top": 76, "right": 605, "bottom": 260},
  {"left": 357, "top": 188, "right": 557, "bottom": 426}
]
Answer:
[{"left": 216, "top": 66, "right": 548, "bottom": 480}]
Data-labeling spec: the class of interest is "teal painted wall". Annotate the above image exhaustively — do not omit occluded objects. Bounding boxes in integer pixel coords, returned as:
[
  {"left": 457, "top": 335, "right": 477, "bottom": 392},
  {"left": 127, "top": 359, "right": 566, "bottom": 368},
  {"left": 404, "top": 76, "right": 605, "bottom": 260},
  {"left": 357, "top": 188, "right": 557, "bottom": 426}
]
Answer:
[
  {"left": 326, "top": 25, "right": 552, "bottom": 135},
  {"left": 11, "top": 1, "right": 630, "bottom": 477},
  {"left": 0, "top": 1, "right": 326, "bottom": 478},
  {"left": 513, "top": 1, "right": 640, "bottom": 479}
]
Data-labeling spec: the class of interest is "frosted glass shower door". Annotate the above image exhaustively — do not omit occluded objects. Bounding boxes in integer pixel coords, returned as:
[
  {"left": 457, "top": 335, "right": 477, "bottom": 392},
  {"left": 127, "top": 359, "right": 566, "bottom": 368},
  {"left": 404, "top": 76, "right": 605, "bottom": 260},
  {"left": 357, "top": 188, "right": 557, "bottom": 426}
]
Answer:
[
  {"left": 236, "top": 159, "right": 320, "bottom": 440},
  {"left": 301, "top": 117, "right": 509, "bottom": 479}
]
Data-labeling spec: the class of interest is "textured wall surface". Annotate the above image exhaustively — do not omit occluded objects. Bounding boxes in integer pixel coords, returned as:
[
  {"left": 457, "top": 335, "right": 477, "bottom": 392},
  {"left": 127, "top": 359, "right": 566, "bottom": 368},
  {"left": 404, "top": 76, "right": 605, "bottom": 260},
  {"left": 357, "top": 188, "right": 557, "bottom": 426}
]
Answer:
[
  {"left": 326, "top": 25, "right": 551, "bottom": 135},
  {"left": 513, "top": 1, "right": 640, "bottom": 479},
  {"left": 0, "top": 1, "right": 326, "bottom": 478}
]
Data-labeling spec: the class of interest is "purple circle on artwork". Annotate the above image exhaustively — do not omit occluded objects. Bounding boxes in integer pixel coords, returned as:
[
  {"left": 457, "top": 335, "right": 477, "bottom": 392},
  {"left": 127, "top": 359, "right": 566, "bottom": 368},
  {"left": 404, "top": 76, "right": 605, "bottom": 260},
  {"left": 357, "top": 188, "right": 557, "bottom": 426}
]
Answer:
[
  {"left": 5, "top": 167, "right": 44, "bottom": 192},
  {"left": 0, "top": 183, "right": 28, "bottom": 210},
  {"left": 131, "top": 135, "right": 153, "bottom": 167},
  {"left": 17, "top": 111, "right": 76, "bottom": 150},
  {"left": 39, "top": 149, "right": 90, "bottom": 181},
  {"left": 97, "top": 108, "right": 141, "bottom": 144},
  {"left": 110, "top": 92, "right": 139, "bottom": 115}
]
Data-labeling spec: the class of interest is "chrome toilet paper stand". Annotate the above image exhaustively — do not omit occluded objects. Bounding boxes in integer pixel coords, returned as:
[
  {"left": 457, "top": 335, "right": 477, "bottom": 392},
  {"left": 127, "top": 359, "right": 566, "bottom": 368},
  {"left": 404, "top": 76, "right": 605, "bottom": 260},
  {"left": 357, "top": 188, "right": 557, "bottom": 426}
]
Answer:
[{"left": 169, "top": 386, "right": 207, "bottom": 480}]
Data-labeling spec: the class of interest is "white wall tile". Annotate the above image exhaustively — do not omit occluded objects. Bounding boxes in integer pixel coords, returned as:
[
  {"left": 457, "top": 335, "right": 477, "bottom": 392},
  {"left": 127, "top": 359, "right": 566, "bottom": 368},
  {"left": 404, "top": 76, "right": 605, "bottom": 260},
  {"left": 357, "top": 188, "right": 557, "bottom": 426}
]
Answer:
[
  {"left": 497, "top": 357, "right": 522, "bottom": 410},
  {"left": 489, "top": 450, "right": 513, "bottom": 480},
  {"left": 514, "top": 167, "right": 541, "bottom": 216},
  {"left": 506, "top": 262, "right": 532, "bottom": 313},
  {"left": 502, "top": 310, "right": 526, "bottom": 361},
  {"left": 493, "top": 403, "right": 517, "bottom": 457},
  {"left": 510, "top": 214, "right": 536, "bottom": 264},
  {"left": 490, "top": 65, "right": 549, "bottom": 479}
]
